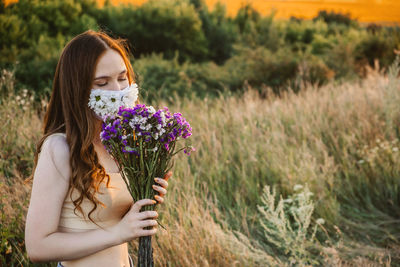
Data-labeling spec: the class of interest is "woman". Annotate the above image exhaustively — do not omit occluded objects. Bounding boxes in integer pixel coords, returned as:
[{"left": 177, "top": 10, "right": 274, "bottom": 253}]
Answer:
[{"left": 24, "top": 29, "right": 171, "bottom": 266}]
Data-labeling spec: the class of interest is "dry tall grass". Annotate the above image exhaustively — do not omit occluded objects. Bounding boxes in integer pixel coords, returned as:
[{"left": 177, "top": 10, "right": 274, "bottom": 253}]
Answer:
[{"left": 1, "top": 56, "right": 399, "bottom": 266}]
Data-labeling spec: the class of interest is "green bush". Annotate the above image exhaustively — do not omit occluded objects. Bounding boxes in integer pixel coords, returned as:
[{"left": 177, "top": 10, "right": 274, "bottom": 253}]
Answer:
[
  {"left": 291, "top": 54, "right": 334, "bottom": 91},
  {"left": 222, "top": 45, "right": 299, "bottom": 95},
  {"left": 14, "top": 33, "right": 70, "bottom": 98},
  {"left": 0, "top": 0, "right": 100, "bottom": 95},
  {"left": 133, "top": 52, "right": 227, "bottom": 104},
  {"left": 355, "top": 30, "right": 398, "bottom": 71},
  {"left": 0, "top": 0, "right": 398, "bottom": 101},
  {"left": 100, "top": 0, "right": 209, "bottom": 64},
  {"left": 313, "top": 10, "right": 355, "bottom": 26},
  {"left": 193, "top": 0, "right": 238, "bottom": 65}
]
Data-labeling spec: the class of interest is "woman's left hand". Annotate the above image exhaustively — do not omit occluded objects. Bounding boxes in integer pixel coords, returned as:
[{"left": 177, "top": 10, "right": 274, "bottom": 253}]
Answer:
[{"left": 152, "top": 171, "right": 172, "bottom": 204}]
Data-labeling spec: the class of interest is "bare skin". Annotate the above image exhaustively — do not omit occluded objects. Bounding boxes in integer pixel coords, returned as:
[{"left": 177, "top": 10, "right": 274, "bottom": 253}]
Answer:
[{"left": 25, "top": 48, "right": 171, "bottom": 266}]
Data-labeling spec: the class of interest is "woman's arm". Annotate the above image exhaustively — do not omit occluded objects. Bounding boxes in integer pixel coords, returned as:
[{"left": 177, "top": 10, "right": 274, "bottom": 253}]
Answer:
[
  {"left": 27, "top": 226, "right": 122, "bottom": 262},
  {"left": 24, "top": 135, "right": 122, "bottom": 262}
]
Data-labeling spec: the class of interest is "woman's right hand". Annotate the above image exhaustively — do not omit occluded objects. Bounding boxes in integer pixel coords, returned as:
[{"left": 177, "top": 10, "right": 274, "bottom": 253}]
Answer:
[{"left": 111, "top": 199, "right": 158, "bottom": 243}]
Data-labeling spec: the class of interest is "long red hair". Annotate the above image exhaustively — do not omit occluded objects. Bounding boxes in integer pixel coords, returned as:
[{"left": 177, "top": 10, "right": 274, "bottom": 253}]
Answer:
[{"left": 24, "top": 29, "right": 139, "bottom": 228}]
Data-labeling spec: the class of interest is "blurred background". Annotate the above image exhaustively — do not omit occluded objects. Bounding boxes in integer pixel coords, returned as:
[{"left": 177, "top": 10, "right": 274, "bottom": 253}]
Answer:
[{"left": 1, "top": 0, "right": 400, "bottom": 266}]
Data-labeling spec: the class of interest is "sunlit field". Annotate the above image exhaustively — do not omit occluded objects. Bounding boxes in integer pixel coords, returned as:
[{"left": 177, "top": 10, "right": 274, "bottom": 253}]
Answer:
[
  {"left": 96, "top": 0, "right": 400, "bottom": 24},
  {"left": 4, "top": 0, "right": 400, "bottom": 24},
  {"left": 1, "top": 55, "right": 399, "bottom": 265}
]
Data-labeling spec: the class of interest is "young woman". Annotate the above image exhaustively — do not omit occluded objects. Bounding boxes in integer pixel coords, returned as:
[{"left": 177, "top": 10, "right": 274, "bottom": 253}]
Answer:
[{"left": 24, "top": 29, "right": 171, "bottom": 266}]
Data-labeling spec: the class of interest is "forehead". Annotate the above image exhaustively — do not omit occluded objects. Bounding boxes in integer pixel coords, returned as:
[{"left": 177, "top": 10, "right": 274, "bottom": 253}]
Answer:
[{"left": 95, "top": 49, "right": 126, "bottom": 76}]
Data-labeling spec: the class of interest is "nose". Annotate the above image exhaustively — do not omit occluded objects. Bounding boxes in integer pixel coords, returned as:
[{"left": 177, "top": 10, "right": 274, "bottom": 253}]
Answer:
[{"left": 109, "top": 81, "right": 122, "bottom": 91}]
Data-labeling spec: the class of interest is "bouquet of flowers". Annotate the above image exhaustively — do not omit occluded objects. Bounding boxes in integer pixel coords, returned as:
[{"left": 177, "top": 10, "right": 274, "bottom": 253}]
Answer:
[{"left": 89, "top": 84, "right": 195, "bottom": 266}]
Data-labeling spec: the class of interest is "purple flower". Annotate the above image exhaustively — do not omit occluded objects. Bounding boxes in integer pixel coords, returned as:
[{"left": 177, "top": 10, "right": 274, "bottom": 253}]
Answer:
[
  {"left": 184, "top": 146, "right": 196, "bottom": 156},
  {"left": 101, "top": 104, "right": 193, "bottom": 156},
  {"left": 164, "top": 143, "right": 169, "bottom": 151},
  {"left": 122, "top": 145, "right": 140, "bottom": 156}
]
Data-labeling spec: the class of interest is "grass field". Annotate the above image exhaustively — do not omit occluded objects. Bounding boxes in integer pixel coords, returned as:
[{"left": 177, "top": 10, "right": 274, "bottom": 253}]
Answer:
[{"left": 1, "top": 55, "right": 399, "bottom": 265}]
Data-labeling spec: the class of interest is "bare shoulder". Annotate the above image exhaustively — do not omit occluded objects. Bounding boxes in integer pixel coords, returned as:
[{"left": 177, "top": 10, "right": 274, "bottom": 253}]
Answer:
[{"left": 39, "top": 133, "right": 71, "bottom": 183}]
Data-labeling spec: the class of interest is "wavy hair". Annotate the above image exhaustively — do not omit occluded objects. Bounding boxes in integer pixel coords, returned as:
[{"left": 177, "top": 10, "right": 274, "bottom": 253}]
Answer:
[{"left": 24, "top": 29, "right": 139, "bottom": 228}]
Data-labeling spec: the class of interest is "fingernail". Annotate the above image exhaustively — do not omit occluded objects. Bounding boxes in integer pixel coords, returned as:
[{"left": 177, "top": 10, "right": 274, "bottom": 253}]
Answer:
[{"left": 154, "top": 178, "right": 159, "bottom": 182}]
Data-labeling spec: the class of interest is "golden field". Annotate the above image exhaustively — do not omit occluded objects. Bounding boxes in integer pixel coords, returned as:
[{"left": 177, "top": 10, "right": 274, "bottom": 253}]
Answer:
[
  {"left": 4, "top": 0, "right": 400, "bottom": 24},
  {"left": 104, "top": 0, "right": 400, "bottom": 24}
]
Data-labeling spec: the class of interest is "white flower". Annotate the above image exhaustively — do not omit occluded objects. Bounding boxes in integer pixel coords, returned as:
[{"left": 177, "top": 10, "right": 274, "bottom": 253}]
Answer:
[
  {"left": 316, "top": 218, "right": 325, "bottom": 225},
  {"left": 293, "top": 184, "right": 303, "bottom": 191},
  {"left": 148, "top": 146, "right": 158, "bottom": 152},
  {"left": 88, "top": 83, "right": 139, "bottom": 118},
  {"left": 148, "top": 106, "right": 156, "bottom": 114}
]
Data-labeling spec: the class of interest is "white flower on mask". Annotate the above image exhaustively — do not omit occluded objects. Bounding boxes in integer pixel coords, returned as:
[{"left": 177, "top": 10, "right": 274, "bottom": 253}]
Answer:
[{"left": 88, "top": 83, "right": 139, "bottom": 119}]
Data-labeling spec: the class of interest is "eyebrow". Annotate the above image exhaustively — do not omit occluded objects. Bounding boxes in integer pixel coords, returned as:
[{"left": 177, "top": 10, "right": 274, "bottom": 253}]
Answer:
[{"left": 94, "top": 69, "right": 127, "bottom": 80}]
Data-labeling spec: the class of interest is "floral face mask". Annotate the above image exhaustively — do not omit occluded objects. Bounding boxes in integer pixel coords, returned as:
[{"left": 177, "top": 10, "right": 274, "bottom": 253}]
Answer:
[{"left": 88, "top": 83, "right": 139, "bottom": 120}]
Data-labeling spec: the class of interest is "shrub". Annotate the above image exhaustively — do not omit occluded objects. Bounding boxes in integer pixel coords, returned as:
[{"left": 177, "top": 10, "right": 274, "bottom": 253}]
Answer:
[
  {"left": 102, "top": 0, "right": 209, "bottom": 63},
  {"left": 313, "top": 10, "right": 355, "bottom": 26},
  {"left": 222, "top": 45, "right": 299, "bottom": 95},
  {"left": 257, "top": 183, "right": 329, "bottom": 265},
  {"left": 132, "top": 52, "right": 227, "bottom": 104},
  {"left": 354, "top": 32, "right": 397, "bottom": 72}
]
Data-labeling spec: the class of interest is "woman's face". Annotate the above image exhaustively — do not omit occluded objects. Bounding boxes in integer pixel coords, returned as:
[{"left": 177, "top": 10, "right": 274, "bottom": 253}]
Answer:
[{"left": 91, "top": 49, "right": 129, "bottom": 91}]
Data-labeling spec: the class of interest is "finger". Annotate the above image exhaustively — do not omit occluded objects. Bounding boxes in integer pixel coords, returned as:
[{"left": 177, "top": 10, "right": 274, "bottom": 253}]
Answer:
[
  {"left": 137, "top": 219, "right": 158, "bottom": 228},
  {"left": 163, "top": 171, "right": 172, "bottom": 181},
  {"left": 154, "top": 195, "right": 164, "bottom": 203},
  {"left": 152, "top": 184, "right": 167, "bottom": 195},
  {"left": 130, "top": 199, "right": 156, "bottom": 213},
  {"left": 140, "top": 228, "right": 157, "bottom": 236},
  {"left": 137, "top": 210, "right": 158, "bottom": 220},
  {"left": 154, "top": 177, "right": 168, "bottom": 188}
]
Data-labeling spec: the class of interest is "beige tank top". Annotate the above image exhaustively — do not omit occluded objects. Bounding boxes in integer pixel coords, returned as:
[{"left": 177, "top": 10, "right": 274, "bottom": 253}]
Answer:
[
  {"left": 41, "top": 132, "right": 133, "bottom": 231},
  {"left": 59, "top": 172, "right": 133, "bottom": 230}
]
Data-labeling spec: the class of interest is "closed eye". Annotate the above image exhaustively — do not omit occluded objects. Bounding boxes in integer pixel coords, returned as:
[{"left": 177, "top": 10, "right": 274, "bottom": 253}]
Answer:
[{"left": 97, "top": 78, "right": 127, "bottom": 87}]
